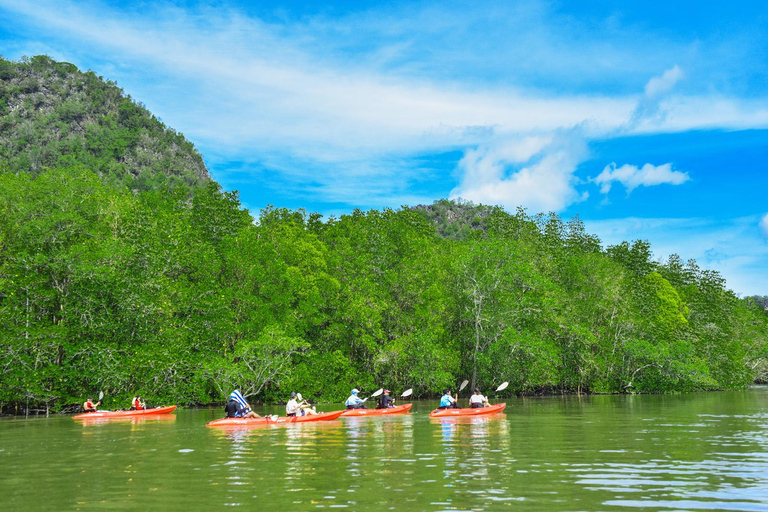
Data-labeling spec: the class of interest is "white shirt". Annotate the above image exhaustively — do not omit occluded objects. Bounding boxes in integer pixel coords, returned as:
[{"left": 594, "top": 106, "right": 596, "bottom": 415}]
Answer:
[
  {"left": 469, "top": 393, "right": 487, "bottom": 405},
  {"left": 286, "top": 398, "right": 299, "bottom": 415}
]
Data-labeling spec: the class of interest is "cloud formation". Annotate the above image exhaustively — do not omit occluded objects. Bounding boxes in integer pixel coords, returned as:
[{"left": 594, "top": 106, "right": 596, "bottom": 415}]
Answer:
[
  {"left": 593, "top": 163, "right": 690, "bottom": 194},
  {"left": 450, "top": 131, "right": 589, "bottom": 212},
  {"left": 644, "top": 65, "right": 684, "bottom": 97},
  {"left": 0, "top": 0, "right": 767, "bottom": 214},
  {"left": 761, "top": 213, "right": 768, "bottom": 239}
]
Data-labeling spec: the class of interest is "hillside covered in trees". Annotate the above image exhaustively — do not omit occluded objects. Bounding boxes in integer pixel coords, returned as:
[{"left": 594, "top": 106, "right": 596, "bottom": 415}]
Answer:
[
  {"left": 0, "top": 55, "right": 210, "bottom": 191},
  {"left": 1, "top": 56, "right": 767, "bottom": 413}
]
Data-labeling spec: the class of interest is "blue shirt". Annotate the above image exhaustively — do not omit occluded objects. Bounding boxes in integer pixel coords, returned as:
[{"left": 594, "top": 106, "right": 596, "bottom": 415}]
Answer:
[
  {"left": 345, "top": 394, "right": 364, "bottom": 406},
  {"left": 440, "top": 394, "right": 454, "bottom": 407}
]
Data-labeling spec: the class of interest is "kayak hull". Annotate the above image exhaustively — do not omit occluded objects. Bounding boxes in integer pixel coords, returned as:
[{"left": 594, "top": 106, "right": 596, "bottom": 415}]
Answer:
[
  {"left": 79, "top": 415, "right": 177, "bottom": 426},
  {"left": 428, "top": 402, "right": 506, "bottom": 418},
  {"left": 340, "top": 403, "right": 413, "bottom": 416},
  {"left": 206, "top": 409, "right": 344, "bottom": 427},
  {"left": 73, "top": 405, "right": 177, "bottom": 419}
]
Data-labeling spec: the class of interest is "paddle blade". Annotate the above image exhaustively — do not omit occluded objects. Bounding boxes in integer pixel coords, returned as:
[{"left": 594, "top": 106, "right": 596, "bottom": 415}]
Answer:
[
  {"left": 400, "top": 388, "right": 413, "bottom": 398},
  {"left": 98, "top": 391, "right": 104, "bottom": 400},
  {"left": 458, "top": 380, "right": 469, "bottom": 392},
  {"left": 495, "top": 381, "right": 509, "bottom": 392},
  {"left": 371, "top": 388, "right": 384, "bottom": 398}
]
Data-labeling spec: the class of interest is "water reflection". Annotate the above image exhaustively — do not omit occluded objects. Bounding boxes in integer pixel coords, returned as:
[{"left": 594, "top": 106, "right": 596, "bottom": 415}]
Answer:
[
  {"left": 6, "top": 392, "right": 768, "bottom": 511},
  {"left": 77, "top": 414, "right": 177, "bottom": 427},
  {"left": 566, "top": 410, "right": 768, "bottom": 511}
]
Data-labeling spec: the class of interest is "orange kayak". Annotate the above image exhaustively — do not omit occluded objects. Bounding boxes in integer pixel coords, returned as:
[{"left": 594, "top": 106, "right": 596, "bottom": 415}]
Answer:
[
  {"left": 206, "top": 409, "right": 344, "bottom": 427},
  {"left": 428, "top": 402, "right": 506, "bottom": 418},
  {"left": 79, "top": 415, "right": 177, "bottom": 426},
  {"left": 341, "top": 403, "right": 413, "bottom": 416},
  {"left": 73, "top": 405, "right": 177, "bottom": 419}
]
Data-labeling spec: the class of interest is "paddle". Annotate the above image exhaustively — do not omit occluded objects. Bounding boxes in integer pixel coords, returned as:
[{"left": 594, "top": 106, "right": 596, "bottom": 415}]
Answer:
[
  {"left": 454, "top": 379, "right": 469, "bottom": 405},
  {"left": 90, "top": 391, "right": 105, "bottom": 412},
  {"left": 495, "top": 381, "right": 509, "bottom": 392},
  {"left": 362, "top": 388, "right": 384, "bottom": 402},
  {"left": 400, "top": 388, "right": 413, "bottom": 398}
]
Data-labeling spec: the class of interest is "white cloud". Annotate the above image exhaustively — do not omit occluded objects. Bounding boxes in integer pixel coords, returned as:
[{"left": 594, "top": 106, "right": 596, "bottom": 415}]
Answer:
[
  {"left": 760, "top": 213, "right": 768, "bottom": 238},
  {"left": 593, "top": 163, "right": 690, "bottom": 194},
  {"left": 1, "top": 1, "right": 768, "bottom": 211},
  {"left": 449, "top": 131, "right": 589, "bottom": 212},
  {"left": 629, "top": 65, "right": 684, "bottom": 128},
  {"left": 644, "top": 65, "right": 683, "bottom": 97}
]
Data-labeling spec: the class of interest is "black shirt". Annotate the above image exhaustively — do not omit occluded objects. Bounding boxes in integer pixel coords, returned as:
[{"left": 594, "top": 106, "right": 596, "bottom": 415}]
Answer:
[
  {"left": 377, "top": 394, "right": 394, "bottom": 409},
  {"left": 224, "top": 400, "right": 239, "bottom": 418}
]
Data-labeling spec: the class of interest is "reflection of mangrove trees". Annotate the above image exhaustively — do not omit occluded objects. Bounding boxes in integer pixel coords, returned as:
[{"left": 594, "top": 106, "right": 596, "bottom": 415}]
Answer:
[{"left": 1, "top": 57, "right": 767, "bottom": 412}]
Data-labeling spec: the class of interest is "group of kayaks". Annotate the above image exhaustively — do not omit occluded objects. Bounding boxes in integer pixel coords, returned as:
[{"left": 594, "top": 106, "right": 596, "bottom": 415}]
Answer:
[{"left": 72, "top": 402, "right": 507, "bottom": 426}]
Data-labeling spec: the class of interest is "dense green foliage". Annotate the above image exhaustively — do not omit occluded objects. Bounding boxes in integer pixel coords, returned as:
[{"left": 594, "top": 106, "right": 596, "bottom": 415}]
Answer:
[
  {"left": 1, "top": 55, "right": 767, "bottom": 413},
  {"left": 1, "top": 168, "right": 767, "bottom": 412},
  {"left": 0, "top": 55, "right": 210, "bottom": 191}
]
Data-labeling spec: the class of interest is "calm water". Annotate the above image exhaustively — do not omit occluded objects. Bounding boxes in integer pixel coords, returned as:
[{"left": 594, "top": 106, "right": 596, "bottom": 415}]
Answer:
[{"left": 3, "top": 389, "right": 768, "bottom": 511}]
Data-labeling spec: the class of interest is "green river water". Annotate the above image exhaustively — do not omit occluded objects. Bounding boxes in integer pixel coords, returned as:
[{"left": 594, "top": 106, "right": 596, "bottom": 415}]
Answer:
[{"left": 3, "top": 388, "right": 768, "bottom": 511}]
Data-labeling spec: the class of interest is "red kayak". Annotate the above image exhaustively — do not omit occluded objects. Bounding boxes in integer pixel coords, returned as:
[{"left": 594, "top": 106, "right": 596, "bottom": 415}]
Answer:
[
  {"left": 428, "top": 402, "right": 506, "bottom": 418},
  {"left": 341, "top": 403, "right": 413, "bottom": 416},
  {"left": 73, "top": 405, "right": 177, "bottom": 419},
  {"left": 206, "top": 409, "right": 345, "bottom": 427},
  {"left": 79, "top": 415, "right": 177, "bottom": 426}
]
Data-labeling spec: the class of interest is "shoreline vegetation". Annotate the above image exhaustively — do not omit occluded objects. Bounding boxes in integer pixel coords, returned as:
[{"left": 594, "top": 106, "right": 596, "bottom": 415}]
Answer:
[{"left": 1, "top": 56, "right": 767, "bottom": 414}]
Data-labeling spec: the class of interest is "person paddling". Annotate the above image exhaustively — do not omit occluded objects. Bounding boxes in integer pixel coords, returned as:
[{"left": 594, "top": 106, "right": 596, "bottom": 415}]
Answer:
[
  {"left": 224, "top": 389, "right": 262, "bottom": 418},
  {"left": 468, "top": 388, "right": 490, "bottom": 408},
  {"left": 345, "top": 388, "right": 367, "bottom": 409},
  {"left": 376, "top": 389, "right": 395, "bottom": 409},
  {"left": 131, "top": 395, "right": 146, "bottom": 410},
  {"left": 438, "top": 389, "right": 459, "bottom": 409},
  {"left": 82, "top": 397, "right": 100, "bottom": 413},
  {"left": 296, "top": 393, "right": 317, "bottom": 415}
]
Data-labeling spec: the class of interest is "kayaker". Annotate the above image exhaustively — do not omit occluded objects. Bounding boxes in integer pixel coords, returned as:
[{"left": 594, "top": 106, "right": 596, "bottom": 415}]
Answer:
[
  {"left": 376, "top": 389, "right": 395, "bottom": 409},
  {"left": 296, "top": 393, "right": 317, "bottom": 415},
  {"left": 345, "top": 388, "right": 367, "bottom": 409},
  {"left": 224, "top": 389, "right": 262, "bottom": 418},
  {"left": 286, "top": 392, "right": 300, "bottom": 417},
  {"left": 468, "top": 388, "right": 490, "bottom": 408},
  {"left": 438, "top": 389, "right": 459, "bottom": 409},
  {"left": 131, "top": 395, "right": 145, "bottom": 410},
  {"left": 83, "top": 397, "right": 100, "bottom": 412}
]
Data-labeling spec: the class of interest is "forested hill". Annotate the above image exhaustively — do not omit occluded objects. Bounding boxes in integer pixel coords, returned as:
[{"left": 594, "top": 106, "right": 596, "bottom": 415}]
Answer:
[
  {"left": 0, "top": 55, "right": 210, "bottom": 191},
  {"left": 1, "top": 57, "right": 768, "bottom": 415},
  {"left": 411, "top": 199, "right": 498, "bottom": 240}
]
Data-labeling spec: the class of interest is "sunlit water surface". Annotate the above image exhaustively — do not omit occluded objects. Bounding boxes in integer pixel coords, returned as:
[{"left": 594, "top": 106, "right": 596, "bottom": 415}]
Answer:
[{"left": 3, "top": 389, "right": 768, "bottom": 511}]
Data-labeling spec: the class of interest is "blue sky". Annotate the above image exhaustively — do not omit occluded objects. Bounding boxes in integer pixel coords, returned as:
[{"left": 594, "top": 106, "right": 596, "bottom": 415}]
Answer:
[{"left": 1, "top": 0, "right": 767, "bottom": 295}]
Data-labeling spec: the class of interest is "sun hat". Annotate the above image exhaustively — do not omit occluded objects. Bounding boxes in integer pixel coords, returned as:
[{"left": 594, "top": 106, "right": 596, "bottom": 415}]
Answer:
[
  {"left": 351, "top": 388, "right": 359, "bottom": 395},
  {"left": 290, "top": 392, "right": 297, "bottom": 398}
]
